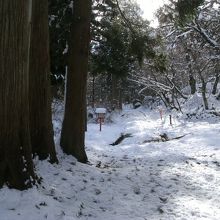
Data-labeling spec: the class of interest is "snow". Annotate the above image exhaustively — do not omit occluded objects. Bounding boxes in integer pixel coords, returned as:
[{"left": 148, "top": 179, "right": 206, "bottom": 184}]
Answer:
[
  {"left": 95, "top": 108, "right": 107, "bottom": 114},
  {"left": 0, "top": 104, "right": 220, "bottom": 220}
]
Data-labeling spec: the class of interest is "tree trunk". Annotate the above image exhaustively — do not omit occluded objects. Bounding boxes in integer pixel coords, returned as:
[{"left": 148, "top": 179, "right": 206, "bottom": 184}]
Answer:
[
  {"left": 158, "top": 93, "right": 168, "bottom": 108},
  {"left": 118, "top": 84, "right": 123, "bottom": 110},
  {"left": 189, "top": 74, "right": 196, "bottom": 95},
  {"left": 201, "top": 79, "right": 209, "bottom": 110},
  {"left": 212, "top": 73, "right": 219, "bottom": 95},
  {"left": 84, "top": 93, "right": 88, "bottom": 132},
  {"left": 92, "top": 75, "right": 95, "bottom": 108},
  {"left": 29, "top": 0, "right": 58, "bottom": 163},
  {"left": 60, "top": 0, "right": 92, "bottom": 163},
  {"left": 111, "top": 74, "right": 120, "bottom": 109},
  {"left": 162, "top": 92, "right": 171, "bottom": 107},
  {"left": 187, "top": 61, "right": 196, "bottom": 95},
  {"left": 0, "top": 0, "right": 36, "bottom": 189}
]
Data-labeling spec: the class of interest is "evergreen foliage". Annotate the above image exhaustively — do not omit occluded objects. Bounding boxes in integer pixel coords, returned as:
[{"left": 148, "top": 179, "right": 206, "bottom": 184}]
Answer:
[
  {"left": 49, "top": 0, "right": 72, "bottom": 81},
  {"left": 91, "top": 0, "right": 157, "bottom": 77},
  {"left": 176, "top": 0, "right": 205, "bottom": 25}
]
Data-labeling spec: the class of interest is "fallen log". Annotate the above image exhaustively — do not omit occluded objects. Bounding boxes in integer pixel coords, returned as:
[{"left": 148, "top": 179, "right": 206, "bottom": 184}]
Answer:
[
  {"left": 143, "top": 133, "right": 187, "bottom": 143},
  {"left": 110, "top": 133, "right": 132, "bottom": 146}
]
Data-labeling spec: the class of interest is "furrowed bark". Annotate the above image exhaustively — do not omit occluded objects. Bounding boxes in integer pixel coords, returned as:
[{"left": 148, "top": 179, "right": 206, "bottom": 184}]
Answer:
[{"left": 0, "top": 0, "right": 36, "bottom": 190}]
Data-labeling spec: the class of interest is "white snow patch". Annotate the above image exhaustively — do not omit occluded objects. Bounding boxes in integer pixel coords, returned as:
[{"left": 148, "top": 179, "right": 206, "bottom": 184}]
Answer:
[{"left": 0, "top": 104, "right": 220, "bottom": 220}]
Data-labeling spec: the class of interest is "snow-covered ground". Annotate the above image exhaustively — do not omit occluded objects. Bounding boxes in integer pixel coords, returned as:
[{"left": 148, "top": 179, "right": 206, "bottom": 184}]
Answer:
[{"left": 0, "top": 105, "right": 220, "bottom": 220}]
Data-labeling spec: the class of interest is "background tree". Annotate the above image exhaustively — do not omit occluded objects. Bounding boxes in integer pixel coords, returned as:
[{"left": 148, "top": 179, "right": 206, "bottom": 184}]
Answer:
[
  {"left": 29, "top": 0, "right": 58, "bottom": 163},
  {"left": 60, "top": 0, "right": 92, "bottom": 163},
  {"left": 129, "top": 0, "right": 220, "bottom": 111},
  {"left": 0, "top": 0, "right": 36, "bottom": 189},
  {"left": 90, "top": 0, "right": 159, "bottom": 109},
  {"left": 156, "top": 0, "right": 220, "bottom": 109}
]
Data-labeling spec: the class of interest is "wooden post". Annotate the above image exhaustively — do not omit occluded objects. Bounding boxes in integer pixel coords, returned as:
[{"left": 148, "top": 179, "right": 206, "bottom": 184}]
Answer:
[
  {"left": 95, "top": 108, "right": 106, "bottom": 132},
  {"left": 169, "top": 114, "right": 172, "bottom": 126},
  {"left": 159, "top": 109, "right": 163, "bottom": 120},
  {"left": 99, "top": 118, "right": 102, "bottom": 131}
]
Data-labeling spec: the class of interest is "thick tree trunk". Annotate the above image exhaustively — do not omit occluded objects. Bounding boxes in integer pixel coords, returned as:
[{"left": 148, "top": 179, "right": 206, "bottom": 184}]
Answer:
[
  {"left": 60, "top": 0, "right": 92, "bottom": 163},
  {"left": 0, "top": 0, "right": 36, "bottom": 189},
  {"left": 29, "top": 0, "right": 57, "bottom": 163}
]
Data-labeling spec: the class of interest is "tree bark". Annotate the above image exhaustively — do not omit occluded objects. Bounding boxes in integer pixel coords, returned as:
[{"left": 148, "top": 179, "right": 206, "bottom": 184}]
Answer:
[
  {"left": 29, "top": 0, "right": 58, "bottom": 163},
  {"left": 212, "top": 73, "right": 219, "bottom": 95},
  {"left": 0, "top": 0, "right": 36, "bottom": 189},
  {"left": 111, "top": 74, "right": 121, "bottom": 110},
  {"left": 201, "top": 78, "right": 209, "bottom": 110},
  {"left": 60, "top": 0, "right": 92, "bottom": 163},
  {"left": 188, "top": 62, "right": 196, "bottom": 95},
  {"left": 118, "top": 83, "right": 123, "bottom": 110},
  {"left": 92, "top": 75, "right": 95, "bottom": 108},
  {"left": 189, "top": 74, "right": 196, "bottom": 95}
]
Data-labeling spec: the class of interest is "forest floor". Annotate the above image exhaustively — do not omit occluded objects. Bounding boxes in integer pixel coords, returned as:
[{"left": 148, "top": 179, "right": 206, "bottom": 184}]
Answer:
[{"left": 0, "top": 105, "right": 220, "bottom": 220}]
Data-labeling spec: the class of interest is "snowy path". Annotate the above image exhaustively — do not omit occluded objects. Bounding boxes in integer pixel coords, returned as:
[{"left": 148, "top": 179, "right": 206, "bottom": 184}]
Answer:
[
  {"left": 0, "top": 108, "right": 220, "bottom": 220},
  {"left": 85, "top": 109, "right": 220, "bottom": 220}
]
